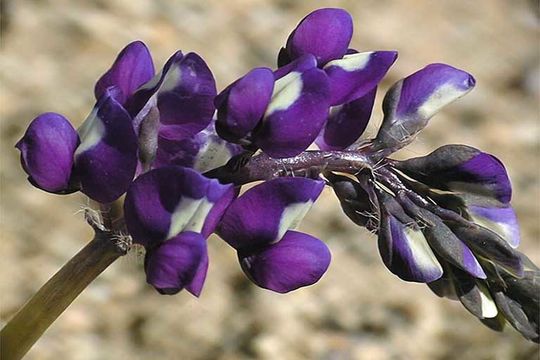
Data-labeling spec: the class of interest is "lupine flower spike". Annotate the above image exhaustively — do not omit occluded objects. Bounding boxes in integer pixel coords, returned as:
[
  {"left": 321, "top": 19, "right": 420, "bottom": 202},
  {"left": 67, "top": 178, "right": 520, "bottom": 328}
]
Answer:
[{"left": 11, "top": 8, "right": 538, "bottom": 355}]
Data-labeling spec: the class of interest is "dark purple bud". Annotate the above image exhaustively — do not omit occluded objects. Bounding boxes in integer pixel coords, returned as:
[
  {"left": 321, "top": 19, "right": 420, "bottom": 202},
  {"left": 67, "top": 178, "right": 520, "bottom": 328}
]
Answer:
[
  {"left": 215, "top": 67, "right": 275, "bottom": 143},
  {"left": 394, "top": 145, "right": 512, "bottom": 204},
  {"left": 449, "top": 223, "right": 523, "bottom": 277},
  {"left": 377, "top": 192, "right": 444, "bottom": 283},
  {"left": 144, "top": 231, "right": 206, "bottom": 295},
  {"left": 402, "top": 200, "right": 486, "bottom": 279},
  {"left": 124, "top": 166, "right": 233, "bottom": 247},
  {"left": 238, "top": 230, "right": 331, "bottom": 293},
  {"left": 316, "top": 86, "right": 376, "bottom": 151},
  {"left": 95, "top": 41, "right": 155, "bottom": 104},
  {"left": 449, "top": 266, "right": 498, "bottom": 319},
  {"left": 16, "top": 112, "right": 79, "bottom": 193},
  {"left": 285, "top": 8, "right": 353, "bottom": 66},
  {"left": 465, "top": 201, "right": 520, "bottom": 248},
  {"left": 254, "top": 67, "right": 330, "bottom": 158},
  {"left": 74, "top": 87, "right": 138, "bottom": 203},
  {"left": 323, "top": 51, "right": 397, "bottom": 106},
  {"left": 492, "top": 285, "right": 539, "bottom": 343},
  {"left": 375, "top": 64, "right": 475, "bottom": 151},
  {"left": 218, "top": 177, "right": 325, "bottom": 250},
  {"left": 327, "top": 172, "right": 379, "bottom": 231}
]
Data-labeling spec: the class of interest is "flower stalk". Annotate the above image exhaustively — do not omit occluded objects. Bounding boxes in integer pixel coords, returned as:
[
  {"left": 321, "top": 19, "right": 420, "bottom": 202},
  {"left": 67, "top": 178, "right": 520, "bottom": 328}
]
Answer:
[{"left": 0, "top": 230, "right": 125, "bottom": 360}]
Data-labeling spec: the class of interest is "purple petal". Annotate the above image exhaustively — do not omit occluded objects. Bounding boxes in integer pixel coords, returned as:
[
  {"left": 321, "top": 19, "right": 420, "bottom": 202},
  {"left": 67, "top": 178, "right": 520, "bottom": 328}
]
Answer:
[
  {"left": 127, "top": 51, "right": 216, "bottom": 139},
  {"left": 185, "top": 246, "right": 209, "bottom": 297},
  {"left": 449, "top": 267, "right": 498, "bottom": 319},
  {"left": 94, "top": 41, "right": 155, "bottom": 104},
  {"left": 215, "top": 67, "right": 275, "bottom": 142},
  {"left": 285, "top": 8, "right": 353, "bottom": 66},
  {"left": 378, "top": 203, "right": 444, "bottom": 283},
  {"left": 74, "top": 87, "right": 138, "bottom": 203},
  {"left": 394, "top": 145, "right": 512, "bottom": 204},
  {"left": 201, "top": 185, "right": 238, "bottom": 239},
  {"left": 145, "top": 231, "right": 206, "bottom": 295},
  {"left": 417, "top": 208, "right": 486, "bottom": 279},
  {"left": 154, "top": 122, "right": 243, "bottom": 173},
  {"left": 316, "top": 86, "right": 376, "bottom": 151},
  {"left": 254, "top": 67, "right": 330, "bottom": 158},
  {"left": 467, "top": 204, "right": 521, "bottom": 248},
  {"left": 375, "top": 63, "right": 475, "bottom": 150},
  {"left": 238, "top": 230, "right": 331, "bottom": 293},
  {"left": 218, "top": 177, "right": 325, "bottom": 250},
  {"left": 450, "top": 222, "right": 523, "bottom": 276},
  {"left": 16, "top": 112, "right": 79, "bottom": 193},
  {"left": 323, "top": 51, "right": 397, "bottom": 106},
  {"left": 157, "top": 53, "right": 217, "bottom": 137},
  {"left": 273, "top": 54, "right": 318, "bottom": 80},
  {"left": 124, "top": 166, "right": 232, "bottom": 247}
]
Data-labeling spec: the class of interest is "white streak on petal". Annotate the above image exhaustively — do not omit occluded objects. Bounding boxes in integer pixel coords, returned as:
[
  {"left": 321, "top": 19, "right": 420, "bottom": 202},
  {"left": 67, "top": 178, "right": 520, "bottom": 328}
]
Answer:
[
  {"left": 404, "top": 227, "right": 443, "bottom": 276},
  {"left": 276, "top": 200, "right": 313, "bottom": 242},
  {"left": 324, "top": 52, "right": 372, "bottom": 72},
  {"left": 184, "top": 199, "right": 213, "bottom": 233},
  {"left": 193, "top": 139, "right": 234, "bottom": 173},
  {"left": 471, "top": 213, "right": 520, "bottom": 248},
  {"left": 138, "top": 72, "right": 162, "bottom": 91},
  {"left": 264, "top": 71, "right": 303, "bottom": 117},
  {"left": 167, "top": 196, "right": 212, "bottom": 239},
  {"left": 159, "top": 65, "right": 183, "bottom": 92},
  {"left": 478, "top": 281, "right": 498, "bottom": 318},
  {"left": 418, "top": 83, "right": 470, "bottom": 120},
  {"left": 75, "top": 107, "right": 105, "bottom": 157}
]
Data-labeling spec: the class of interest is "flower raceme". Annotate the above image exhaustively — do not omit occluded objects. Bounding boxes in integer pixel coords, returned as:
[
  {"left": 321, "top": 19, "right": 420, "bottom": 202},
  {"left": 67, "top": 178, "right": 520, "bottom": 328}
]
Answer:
[{"left": 15, "top": 8, "right": 538, "bottom": 342}]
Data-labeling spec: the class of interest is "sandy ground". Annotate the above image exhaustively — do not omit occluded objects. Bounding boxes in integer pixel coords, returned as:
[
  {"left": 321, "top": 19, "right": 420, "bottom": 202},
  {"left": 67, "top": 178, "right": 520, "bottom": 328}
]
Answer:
[{"left": 1, "top": 1, "right": 539, "bottom": 359}]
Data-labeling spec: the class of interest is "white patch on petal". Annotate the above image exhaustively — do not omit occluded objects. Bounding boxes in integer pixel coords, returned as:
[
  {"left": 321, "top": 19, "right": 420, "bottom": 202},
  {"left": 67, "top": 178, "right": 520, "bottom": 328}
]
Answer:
[
  {"left": 264, "top": 71, "right": 303, "bottom": 117},
  {"left": 417, "top": 83, "right": 470, "bottom": 119},
  {"left": 193, "top": 138, "right": 234, "bottom": 173},
  {"left": 160, "top": 64, "right": 183, "bottom": 93},
  {"left": 75, "top": 107, "right": 105, "bottom": 157},
  {"left": 275, "top": 200, "right": 313, "bottom": 242},
  {"left": 324, "top": 52, "right": 372, "bottom": 72},
  {"left": 471, "top": 213, "right": 520, "bottom": 248},
  {"left": 167, "top": 196, "right": 213, "bottom": 239},
  {"left": 138, "top": 72, "right": 162, "bottom": 91},
  {"left": 477, "top": 281, "right": 498, "bottom": 318},
  {"left": 404, "top": 227, "right": 443, "bottom": 276}
]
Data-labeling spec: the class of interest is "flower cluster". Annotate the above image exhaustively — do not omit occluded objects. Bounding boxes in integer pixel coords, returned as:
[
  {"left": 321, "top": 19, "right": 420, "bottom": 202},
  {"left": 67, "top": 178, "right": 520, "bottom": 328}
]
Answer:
[{"left": 16, "top": 8, "right": 538, "bottom": 342}]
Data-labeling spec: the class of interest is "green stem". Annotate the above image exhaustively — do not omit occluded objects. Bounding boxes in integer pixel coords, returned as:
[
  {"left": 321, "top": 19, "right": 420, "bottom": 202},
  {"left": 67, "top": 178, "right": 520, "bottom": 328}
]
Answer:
[{"left": 0, "top": 232, "right": 124, "bottom": 360}]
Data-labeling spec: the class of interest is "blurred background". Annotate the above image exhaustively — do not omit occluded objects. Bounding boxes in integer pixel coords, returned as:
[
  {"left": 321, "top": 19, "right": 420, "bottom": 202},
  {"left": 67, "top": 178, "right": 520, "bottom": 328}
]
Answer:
[{"left": 1, "top": 1, "right": 539, "bottom": 359}]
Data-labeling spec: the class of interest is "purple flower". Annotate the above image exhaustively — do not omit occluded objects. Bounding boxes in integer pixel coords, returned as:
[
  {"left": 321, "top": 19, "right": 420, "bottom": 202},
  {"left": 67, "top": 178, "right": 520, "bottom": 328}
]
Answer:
[
  {"left": 17, "top": 86, "right": 138, "bottom": 203},
  {"left": 216, "top": 56, "right": 331, "bottom": 158},
  {"left": 124, "top": 166, "right": 235, "bottom": 295},
  {"left": 374, "top": 63, "right": 476, "bottom": 152},
  {"left": 16, "top": 113, "right": 79, "bottom": 193},
  {"left": 218, "top": 177, "right": 330, "bottom": 292},
  {"left": 16, "top": 41, "right": 218, "bottom": 203}
]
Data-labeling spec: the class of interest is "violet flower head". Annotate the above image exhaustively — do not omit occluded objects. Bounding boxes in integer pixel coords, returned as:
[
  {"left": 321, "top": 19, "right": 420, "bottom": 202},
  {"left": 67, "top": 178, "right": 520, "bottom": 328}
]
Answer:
[{"left": 16, "top": 7, "right": 538, "bottom": 343}]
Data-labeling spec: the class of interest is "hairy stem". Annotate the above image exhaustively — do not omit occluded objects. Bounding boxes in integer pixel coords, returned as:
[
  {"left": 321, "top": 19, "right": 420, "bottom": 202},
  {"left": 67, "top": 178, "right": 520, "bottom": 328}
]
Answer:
[
  {"left": 0, "top": 232, "right": 125, "bottom": 360},
  {"left": 205, "top": 150, "right": 373, "bottom": 185}
]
